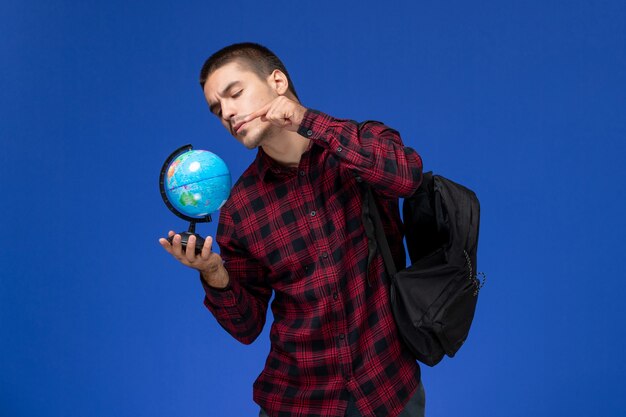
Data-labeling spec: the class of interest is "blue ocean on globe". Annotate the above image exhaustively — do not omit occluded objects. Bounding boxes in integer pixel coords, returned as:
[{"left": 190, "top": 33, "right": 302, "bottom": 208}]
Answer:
[{"left": 164, "top": 149, "right": 231, "bottom": 218}]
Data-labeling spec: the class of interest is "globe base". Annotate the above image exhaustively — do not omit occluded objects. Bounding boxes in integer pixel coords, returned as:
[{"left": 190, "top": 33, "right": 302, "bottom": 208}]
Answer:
[{"left": 167, "top": 231, "right": 206, "bottom": 255}]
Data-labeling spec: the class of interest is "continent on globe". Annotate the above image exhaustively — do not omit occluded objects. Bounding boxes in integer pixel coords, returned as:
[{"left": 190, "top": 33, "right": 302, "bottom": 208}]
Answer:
[{"left": 178, "top": 190, "right": 200, "bottom": 207}]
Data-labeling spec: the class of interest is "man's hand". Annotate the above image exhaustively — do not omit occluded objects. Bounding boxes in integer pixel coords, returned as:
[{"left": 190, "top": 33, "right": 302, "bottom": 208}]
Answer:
[
  {"left": 243, "top": 96, "right": 307, "bottom": 132},
  {"left": 159, "top": 231, "right": 230, "bottom": 289}
]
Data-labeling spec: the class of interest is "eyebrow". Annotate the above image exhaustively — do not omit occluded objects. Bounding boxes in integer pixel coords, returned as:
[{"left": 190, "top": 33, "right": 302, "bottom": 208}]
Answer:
[{"left": 209, "top": 81, "right": 241, "bottom": 115}]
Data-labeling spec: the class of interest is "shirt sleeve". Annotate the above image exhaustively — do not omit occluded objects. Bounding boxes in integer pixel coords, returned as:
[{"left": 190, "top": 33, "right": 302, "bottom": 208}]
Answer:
[
  {"left": 297, "top": 109, "right": 423, "bottom": 197},
  {"left": 202, "top": 207, "right": 272, "bottom": 345}
]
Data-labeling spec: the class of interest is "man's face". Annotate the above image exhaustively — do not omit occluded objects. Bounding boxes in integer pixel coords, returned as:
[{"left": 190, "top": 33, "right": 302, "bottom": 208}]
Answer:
[{"left": 204, "top": 61, "right": 277, "bottom": 149}]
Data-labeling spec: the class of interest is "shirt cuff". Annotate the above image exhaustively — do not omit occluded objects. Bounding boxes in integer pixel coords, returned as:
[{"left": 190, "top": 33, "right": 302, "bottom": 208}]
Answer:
[
  {"left": 200, "top": 273, "right": 240, "bottom": 309},
  {"left": 297, "top": 109, "right": 334, "bottom": 143}
]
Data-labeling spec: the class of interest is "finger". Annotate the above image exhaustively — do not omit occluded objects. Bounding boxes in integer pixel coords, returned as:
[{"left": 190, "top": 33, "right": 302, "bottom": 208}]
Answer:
[
  {"left": 282, "top": 116, "right": 293, "bottom": 127},
  {"left": 171, "top": 234, "right": 183, "bottom": 257},
  {"left": 243, "top": 102, "right": 272, "bottom": 123},
  {"left": 158, "top": 237, "right": 173, "bottom": 253},
  {"left": 159, "top": 230, "right": 176, "bottom": 250},
  {"left": 266, "top": 101, "right": 293, "bottom": 127},
  {"left": 200, "top": 236, "right": 213, "bottom": 260},
  {"left": 185, "top": 234, "right": 197, "bottom": 262}
]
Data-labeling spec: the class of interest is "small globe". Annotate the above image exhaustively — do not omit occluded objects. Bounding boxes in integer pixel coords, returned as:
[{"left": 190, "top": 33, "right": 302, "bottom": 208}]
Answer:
[{"left": 163, "top": 149, "right": 231, "bottom": 219}]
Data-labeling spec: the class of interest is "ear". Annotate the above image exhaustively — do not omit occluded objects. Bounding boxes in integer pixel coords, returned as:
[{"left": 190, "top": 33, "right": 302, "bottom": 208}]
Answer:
[{"left": 267, "top": 69, "right": 289, "bottom": 96}]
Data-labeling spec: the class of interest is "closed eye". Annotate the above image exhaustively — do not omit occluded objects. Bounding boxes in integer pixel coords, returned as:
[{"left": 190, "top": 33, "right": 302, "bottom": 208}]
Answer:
[
  {"left": 232, "top": 89, "right": 243, "bottom": 98},
  {"left": 209, "top": 103, "right": 221, "bottom": 117}
]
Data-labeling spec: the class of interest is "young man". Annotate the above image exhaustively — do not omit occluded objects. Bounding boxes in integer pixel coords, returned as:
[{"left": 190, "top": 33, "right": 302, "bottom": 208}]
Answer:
[{"left": 159, "top": 43, "right": 425, "bottom": 417}]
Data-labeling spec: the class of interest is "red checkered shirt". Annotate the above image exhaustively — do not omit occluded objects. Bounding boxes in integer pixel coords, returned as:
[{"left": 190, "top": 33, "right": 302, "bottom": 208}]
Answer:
[{"left": 202, "top": 110, "right": 423, "bottom": 417}]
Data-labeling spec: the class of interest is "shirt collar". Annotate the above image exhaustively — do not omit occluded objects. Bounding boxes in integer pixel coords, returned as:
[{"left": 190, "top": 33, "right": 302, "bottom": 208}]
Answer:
[
  {"left": 255, "top": 142, "right": 315, "bottom": 182},
  {"left": 255, "top": 147, "right": 294, "bottom": 182}
]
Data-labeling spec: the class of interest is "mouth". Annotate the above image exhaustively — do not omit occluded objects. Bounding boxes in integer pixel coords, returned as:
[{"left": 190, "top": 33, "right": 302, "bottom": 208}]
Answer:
[
  {"left": 232, "top": 120, "right": 247, "bottom": 135},
  {"left": 231, "top": 113, "right": 253, "bottom": 136}
]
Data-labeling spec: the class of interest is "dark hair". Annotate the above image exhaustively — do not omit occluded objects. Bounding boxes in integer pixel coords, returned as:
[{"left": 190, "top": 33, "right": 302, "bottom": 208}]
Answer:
[{"left": 199, "top": 42, "right": 298, "bottom": 100}]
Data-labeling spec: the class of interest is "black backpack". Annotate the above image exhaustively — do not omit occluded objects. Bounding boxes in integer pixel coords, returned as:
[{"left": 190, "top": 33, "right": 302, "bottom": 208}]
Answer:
[{"left": 362, "top": 171, "right": 485, "bottom": 366}]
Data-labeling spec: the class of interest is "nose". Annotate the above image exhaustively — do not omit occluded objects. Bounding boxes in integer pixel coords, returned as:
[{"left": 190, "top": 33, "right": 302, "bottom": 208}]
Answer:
[{"left": 221, "top": 101, "right": 237, "bottom": 123}]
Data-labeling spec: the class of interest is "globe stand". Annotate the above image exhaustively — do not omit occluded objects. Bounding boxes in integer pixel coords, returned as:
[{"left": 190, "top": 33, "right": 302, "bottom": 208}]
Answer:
[
  {"left": 159, "top": 144, "right": 213, "bottom": 255},
  {"left": 167, "top": 219, "right": 211, "bottom": 255}
]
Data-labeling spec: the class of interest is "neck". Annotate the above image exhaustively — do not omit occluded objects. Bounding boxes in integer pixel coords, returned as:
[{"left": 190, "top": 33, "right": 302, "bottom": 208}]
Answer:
[{"left": 261, "top": 130, "right": 311, "bottom": 168}]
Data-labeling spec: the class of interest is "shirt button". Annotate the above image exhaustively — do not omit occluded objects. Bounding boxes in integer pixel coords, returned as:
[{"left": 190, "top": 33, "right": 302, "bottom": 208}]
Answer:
[
  {"left": 299, "top": 170, "right": 306, "bottom": 177},
  {"left": 310, "top": 210, "right": 316, "bottom": 217},
  {"left": 337, "top": 146, "right": 343, "bottom": 152},
  {"left": 332, "top": 292, "right": 338, "bottom": 300},
  {"left": 339, "top": 334, "right": 345, "bottom": 340},
  {"left": 321, "top": 252, "right": 328, "bottom": 259},
  {"left": 306, "top": 129, "right": 313, "bottom": 136}
]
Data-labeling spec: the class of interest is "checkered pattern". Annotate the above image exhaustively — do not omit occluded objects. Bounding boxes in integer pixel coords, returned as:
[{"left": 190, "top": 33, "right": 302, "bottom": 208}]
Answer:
[{"left": 203, "top": 110, "right": 423, "bottom": 417}]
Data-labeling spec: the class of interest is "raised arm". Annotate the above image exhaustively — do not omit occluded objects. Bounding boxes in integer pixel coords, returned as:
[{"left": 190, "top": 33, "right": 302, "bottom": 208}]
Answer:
[
  {"left": 242, "top": 97, "right": 422, "bottom": 197},
  {"left": 298, "top": 110, "right": 423, "bottom": 197}
]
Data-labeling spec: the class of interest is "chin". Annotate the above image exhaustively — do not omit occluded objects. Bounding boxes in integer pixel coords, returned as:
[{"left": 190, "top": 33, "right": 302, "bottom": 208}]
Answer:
[
  {"left": 241, "top": 125, "right": 270, "bottom": 149},
  {"left": 242, "top": 140, "right": 259, "bottom": 150},
  {"left": 238, "top": 132, "right": 260, "bottom": 149}
]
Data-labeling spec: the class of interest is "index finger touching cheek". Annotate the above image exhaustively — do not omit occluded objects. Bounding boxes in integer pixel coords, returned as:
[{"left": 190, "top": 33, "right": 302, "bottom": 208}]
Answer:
[{"left": 243, "top": 102, "right": 271, "bottom": 123}]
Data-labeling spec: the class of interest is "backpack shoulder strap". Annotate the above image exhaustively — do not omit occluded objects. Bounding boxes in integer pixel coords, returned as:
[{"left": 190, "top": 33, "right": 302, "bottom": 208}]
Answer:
[{"left": 362, "top": 185, "right": 398, "bottom": 279}]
